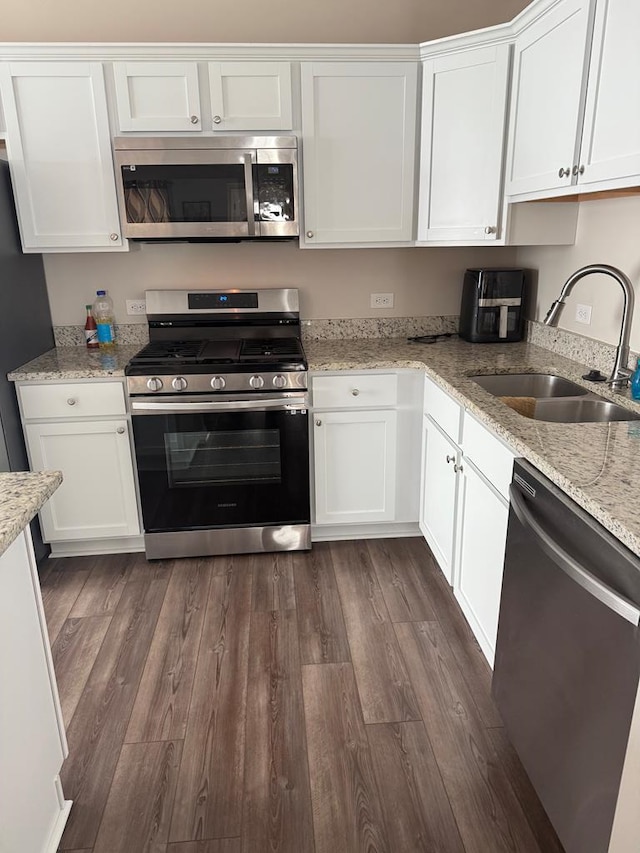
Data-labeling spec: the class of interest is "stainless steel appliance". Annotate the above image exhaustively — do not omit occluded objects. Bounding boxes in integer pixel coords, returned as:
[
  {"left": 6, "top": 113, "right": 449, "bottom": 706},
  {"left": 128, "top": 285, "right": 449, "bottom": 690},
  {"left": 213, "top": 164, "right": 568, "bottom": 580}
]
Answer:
[
  {"left": 458, "top": 268, "right": 526, "bottom": 342},
  {"left": 493, "top": 459, "right": 640, "bottom": 853},
  {"left": 126, "top": 288, "right": 310, "bottom": 559},
  {"left": 113, "top": 136, "right": 299, "bottom": 241}
]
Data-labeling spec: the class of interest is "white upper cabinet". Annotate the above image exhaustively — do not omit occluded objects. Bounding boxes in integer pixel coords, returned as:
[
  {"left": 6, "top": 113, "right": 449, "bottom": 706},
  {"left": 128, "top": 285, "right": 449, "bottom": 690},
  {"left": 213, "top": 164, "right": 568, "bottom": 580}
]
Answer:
[
  {"left": 208, "top": 61, "right": 292, "bottom": 131},
  {"left": 113, "top": 61, "right": 202, "bottom": 132},
  {"left": 577, "top": 0, "right": 640, "bottom": 188},
  {"left": 418, "top": 43, "right": 511, "bottom": 242},
  {"left": 301, "top": 62, "right": 417, "bottom": 245},
  {"left": 0, "top": 61, "right": 124, "bottom": 252},
  {"left": 506, "top": 0, "right": 593, "bottom": 197}
]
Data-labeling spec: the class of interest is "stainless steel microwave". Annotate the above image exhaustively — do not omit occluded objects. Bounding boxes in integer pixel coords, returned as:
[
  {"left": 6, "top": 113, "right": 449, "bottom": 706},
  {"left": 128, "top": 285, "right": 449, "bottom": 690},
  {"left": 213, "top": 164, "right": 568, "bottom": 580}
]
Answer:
[{"left": 113, "top": 136, "right": 299, "bottom": 241}]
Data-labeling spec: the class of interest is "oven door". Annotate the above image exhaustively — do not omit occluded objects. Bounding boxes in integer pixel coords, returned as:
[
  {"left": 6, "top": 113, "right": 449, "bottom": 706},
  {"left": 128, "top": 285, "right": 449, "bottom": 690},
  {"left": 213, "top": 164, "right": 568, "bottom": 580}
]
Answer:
[{"left": 130, "top": 394, "right": 310, "bottom": 533}]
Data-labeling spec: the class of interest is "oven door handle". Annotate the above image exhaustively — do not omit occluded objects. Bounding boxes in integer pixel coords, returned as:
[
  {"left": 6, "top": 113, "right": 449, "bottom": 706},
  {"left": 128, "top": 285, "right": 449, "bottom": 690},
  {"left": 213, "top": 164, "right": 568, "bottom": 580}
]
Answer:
[{"left": 130, "top": 397, "right": 308, "bottom": 415}]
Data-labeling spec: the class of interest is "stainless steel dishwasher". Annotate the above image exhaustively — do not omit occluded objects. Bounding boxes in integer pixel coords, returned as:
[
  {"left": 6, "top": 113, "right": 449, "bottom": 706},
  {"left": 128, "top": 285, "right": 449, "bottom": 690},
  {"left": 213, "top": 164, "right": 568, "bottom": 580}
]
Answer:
[{"left": 493, "top": 459, "right": 640, "bottom": 853}]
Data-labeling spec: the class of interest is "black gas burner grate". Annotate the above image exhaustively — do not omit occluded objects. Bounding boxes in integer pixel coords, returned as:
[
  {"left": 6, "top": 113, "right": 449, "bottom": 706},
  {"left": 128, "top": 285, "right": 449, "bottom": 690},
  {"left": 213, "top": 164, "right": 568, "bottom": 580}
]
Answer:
[
  {"left": 130, "top": 340, "right": 205, "bottom": 363},
  {"left": 239, "top": 338, "right": 303, "bottom": 360}
]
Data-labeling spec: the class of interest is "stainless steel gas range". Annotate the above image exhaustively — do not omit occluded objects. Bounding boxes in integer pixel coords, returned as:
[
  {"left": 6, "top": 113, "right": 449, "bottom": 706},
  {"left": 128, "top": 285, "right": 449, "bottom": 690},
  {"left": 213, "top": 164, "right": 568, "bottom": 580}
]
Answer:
[{"left": 125, "top": 288, "right": 310, "bottom": 560}]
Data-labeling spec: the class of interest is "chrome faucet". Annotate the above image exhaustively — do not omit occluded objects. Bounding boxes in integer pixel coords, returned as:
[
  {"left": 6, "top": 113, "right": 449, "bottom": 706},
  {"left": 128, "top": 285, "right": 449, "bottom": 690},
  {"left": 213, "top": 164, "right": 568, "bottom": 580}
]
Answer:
[{"left": 544, "top": 264, "right": 635, "bottom": 390}]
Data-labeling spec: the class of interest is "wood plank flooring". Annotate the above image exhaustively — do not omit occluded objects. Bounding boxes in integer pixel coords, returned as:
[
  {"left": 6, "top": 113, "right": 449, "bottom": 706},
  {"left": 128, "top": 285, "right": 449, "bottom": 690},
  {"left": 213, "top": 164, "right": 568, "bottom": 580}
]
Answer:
[{"left": 41, "top": 538, "right": 564, "bottom": 853}]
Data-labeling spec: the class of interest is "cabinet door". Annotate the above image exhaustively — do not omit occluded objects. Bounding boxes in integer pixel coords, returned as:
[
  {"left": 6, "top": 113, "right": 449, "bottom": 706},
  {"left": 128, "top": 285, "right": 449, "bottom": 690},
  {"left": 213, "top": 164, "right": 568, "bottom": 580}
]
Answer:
[
  {"left": 578, "top": 0, "right": 640, "bottom": 187},
  {"left": 455, "top": 460, "right": 510, "bottom": 666},
  {"left": 313, "top": 409, "right": 397, "bottom": 524},
  {"left": 25, "top": 420, "right": 140, "bottom": 541},
  {"left": 506, "top": 0, "right": 593, "bottom": 197},
  {"left": 418, "top": 44, "right": 510, "bottom": 242},
  {"left": 301, "top": 62, "right": 417, "bottom": 244},
  {"left": 208, "top": 61, "right": 292, "bottom": 131},
  {"left": 0, "top": 529, "right": 69, "bottom": 853},
  {"left": 113, "top": 61, "right": 202, "bottom": 132},
  {"left": 0, "top": 62, "right": 124, "bottom": 251},
  {"left": 419, "top": 414, "right": 460, "bottom": 584}
]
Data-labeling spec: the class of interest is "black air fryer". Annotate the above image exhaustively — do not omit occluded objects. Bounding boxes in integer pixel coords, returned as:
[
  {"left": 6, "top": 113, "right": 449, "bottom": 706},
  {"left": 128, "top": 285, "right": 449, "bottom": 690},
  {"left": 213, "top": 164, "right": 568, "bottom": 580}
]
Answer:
[{"left": 459, "top": 268, "right": 526, "bottom": 343}]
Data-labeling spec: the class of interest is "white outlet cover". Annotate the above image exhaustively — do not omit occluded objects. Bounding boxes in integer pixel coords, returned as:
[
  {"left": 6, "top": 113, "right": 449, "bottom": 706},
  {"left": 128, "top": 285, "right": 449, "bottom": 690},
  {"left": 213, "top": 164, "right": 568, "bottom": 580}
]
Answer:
[
  {"left": 575, "top": 303, "right": 592, "bottom": 325},
  {"left": 126, "top": 299, "right": 147, "bottom": 315},
  {"left": 370, "top": 292, "right": 394, "bottom": 309}
]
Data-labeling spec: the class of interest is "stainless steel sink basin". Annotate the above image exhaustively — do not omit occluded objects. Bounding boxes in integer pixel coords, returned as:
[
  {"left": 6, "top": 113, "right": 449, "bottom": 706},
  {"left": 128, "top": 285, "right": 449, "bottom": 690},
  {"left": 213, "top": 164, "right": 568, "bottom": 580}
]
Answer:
[
  {"left": 531, "top": 398, "right": 640, "bottom": 423},
  {"left": 470, "top": 373, "right": 589, "bottom": 398}
]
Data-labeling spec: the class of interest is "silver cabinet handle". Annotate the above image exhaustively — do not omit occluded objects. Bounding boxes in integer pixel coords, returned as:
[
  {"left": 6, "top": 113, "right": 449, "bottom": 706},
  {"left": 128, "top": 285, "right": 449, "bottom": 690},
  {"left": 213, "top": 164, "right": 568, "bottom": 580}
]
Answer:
[
  {"left": 572, "top": 164, "right": 585, "bottom": 176},
  {"left": 446, "top": 454, "right": 454, "bottom": 464},
  {"left": 306, "top": 231, "right": 314, "bottom": 238},
  {"left": 190, "top": 115, "right": 199, "bottom": 124},
  {"left": 315, "top": 419, "right": 322, "bottom": 426},
  {"left": 484, "top": 226, "right": 496, "bottom": 235},
  {"left": 67, "top": 398, "right": 77, "bottom": 406},
  {"left": 454, "top": 463, "right": 463, "bottom": 473},
  {"left": 558, "top": 167, "right": 570, "bottom": 178},
  {"left": 213, "top": 115, "right": 222, "bottom": 124},
  {"left": 109, "top": 233, "right": 119, "bottom": 241},
  {"left": 351, "top": 389, "right": 360, "bottom": 396},
  {"left": 243, "top": 152, "right": 256, "bottom": 238},
  {"left": 116, "top": 426, "right": 125, "bottom": 434},
  {"left": 509, "top": 485, "right": 640, "bottom": 625}
]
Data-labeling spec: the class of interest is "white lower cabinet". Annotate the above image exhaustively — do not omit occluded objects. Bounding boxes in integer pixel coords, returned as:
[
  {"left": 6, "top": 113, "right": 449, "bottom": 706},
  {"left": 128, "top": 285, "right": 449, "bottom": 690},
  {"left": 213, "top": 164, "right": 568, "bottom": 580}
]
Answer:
[
  {"left": 313, "top": 409, "right": 397, "bottom": 524},
  {"left": 18, "top": 381, "right": 141, "bottom": 546},
  {"left": 419, "top": 414, "right": 460, "bottom": 584},
  {"left": 0, "top": 526, "right": 70, "bottom": 853},
  {"left": 454, "top": 458, "right": 510, "bottom": 666}
]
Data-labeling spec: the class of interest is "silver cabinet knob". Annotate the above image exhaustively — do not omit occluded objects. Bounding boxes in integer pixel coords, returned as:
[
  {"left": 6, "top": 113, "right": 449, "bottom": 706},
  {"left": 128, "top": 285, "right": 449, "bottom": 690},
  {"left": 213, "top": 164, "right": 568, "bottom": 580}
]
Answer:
[
  {"left": 146, "top": 377, "right": 163, "bottom": 392},
  {"left": 172, "top": 376, "right": 188, "bottom": 391},
  {"left": 109, "top": 233, "right": 119, "bottom": 242},
  {"left": 213, "top": 115, "right": 222, "bottom": 125},
  {"left": 67, "top": 398, "right": 77, "bottom": 406},
  {"left": 446, "top": 454, "right": 454, "bottom": 464},
  {"left": 315, "top": 419, "right": 322, "bottom": 426},
  {"left": 190, "top": 115, "right": 199, "bottom": 124},
  {"left": 454, "top": 463, "right": 463, "bottom": 474},
  {"left": 572, "top": 164, "right": 585, "bottom": 176},
  {"left": 306, "top": 231, "right": 314, "bottom": 239},
  {"left": 116, "top": 426, "right": 125, "bottom": 434},
  {"left": 273, "top": 374, "right": 287, "bottom": 388},
  {"left": 351, "top": 389, "right": 360, "bottom": 396},
  {"left": 249, "top": 375, "right": 265, "bottom": 389},
  {"left": 210, "top": 376, "right": 226, "bottom": 390},
  {"left": 484, "top": 226, "right": 496, "bottom": 234},
  {"left": 558, "top": 167, "right": 570, "bottom": 178}
]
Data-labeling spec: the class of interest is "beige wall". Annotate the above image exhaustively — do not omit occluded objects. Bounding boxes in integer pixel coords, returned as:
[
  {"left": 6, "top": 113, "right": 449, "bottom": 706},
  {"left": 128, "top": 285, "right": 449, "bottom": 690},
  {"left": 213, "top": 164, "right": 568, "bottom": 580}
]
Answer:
[
  {"left": 0, "top": 0, "right": 528, "bottom": 44},
  {"left": 517, "top": 196, "right": 640, "bottom": 352},
  {"left": 43, "top": 243, "right": 517, "bottom": 326}
]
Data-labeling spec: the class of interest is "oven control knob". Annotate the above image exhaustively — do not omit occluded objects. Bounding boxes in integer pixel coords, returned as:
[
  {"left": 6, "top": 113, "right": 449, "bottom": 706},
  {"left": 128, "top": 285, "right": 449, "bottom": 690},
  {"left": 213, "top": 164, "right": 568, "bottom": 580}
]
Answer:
[
  {"left": 273, "top": 374, "right": 287, "bottom": 388},
  {"left": 172, "top": 376, "right": 188, "bottom": 391},
  {"left": 210, "top": 376, "right": 226, "bottom": 390},
  {"left": 146, "top": 377, "right": 163, "bottom": 392},
  {"left": 249, "top": 375, "right": 265, "bottom": 389}
]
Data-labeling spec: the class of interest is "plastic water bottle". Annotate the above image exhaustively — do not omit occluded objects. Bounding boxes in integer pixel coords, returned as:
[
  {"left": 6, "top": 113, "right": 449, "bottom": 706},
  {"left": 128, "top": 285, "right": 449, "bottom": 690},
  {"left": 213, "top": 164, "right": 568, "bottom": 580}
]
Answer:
[
  {"left": 92, "top": 290, "right": 116, "bottom": 349},
  {"left": 631, "top": 357, "right": 640, "bottom": 401}
]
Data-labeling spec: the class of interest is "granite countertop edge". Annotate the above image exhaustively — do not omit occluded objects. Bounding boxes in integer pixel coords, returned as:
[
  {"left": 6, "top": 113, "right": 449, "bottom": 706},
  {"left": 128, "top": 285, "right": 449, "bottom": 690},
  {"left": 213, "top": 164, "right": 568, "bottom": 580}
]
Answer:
[{"left": 0, "top": 471, "right": 63, "bottom": 557}]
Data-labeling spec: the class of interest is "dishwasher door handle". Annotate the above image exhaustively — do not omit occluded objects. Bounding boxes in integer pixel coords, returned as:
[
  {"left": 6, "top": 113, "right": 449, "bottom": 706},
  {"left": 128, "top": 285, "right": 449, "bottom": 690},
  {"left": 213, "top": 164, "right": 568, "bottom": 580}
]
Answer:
[{"left": 509, "top": 485, "right": 640, "bottom": 626}]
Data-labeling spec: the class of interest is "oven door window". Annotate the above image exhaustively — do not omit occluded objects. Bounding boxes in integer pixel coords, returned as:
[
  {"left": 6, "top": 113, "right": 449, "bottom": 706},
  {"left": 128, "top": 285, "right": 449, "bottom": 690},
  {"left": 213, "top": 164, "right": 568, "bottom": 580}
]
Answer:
[
  {"left": 132, "top": 408, "right": 309, "bottom": 533},
  {"left": 165, "top": 428, "right": 281, "bottom": 488}
]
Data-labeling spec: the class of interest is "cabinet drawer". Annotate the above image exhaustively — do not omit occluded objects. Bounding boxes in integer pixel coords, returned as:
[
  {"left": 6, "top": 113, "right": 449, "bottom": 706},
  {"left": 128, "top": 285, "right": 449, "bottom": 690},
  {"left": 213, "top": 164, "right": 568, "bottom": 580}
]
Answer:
[
  {"left": 462, "top": 412, "right": 515, "bottom": 500},
  {"left": 312, "top": 373, "right": 398, "bottom": 409},
  {"left": 423, "top": 375, "right": 462, "bottom": 443},
  {"left": 19, "top": 382, "right": 126, "bottom": 420}
]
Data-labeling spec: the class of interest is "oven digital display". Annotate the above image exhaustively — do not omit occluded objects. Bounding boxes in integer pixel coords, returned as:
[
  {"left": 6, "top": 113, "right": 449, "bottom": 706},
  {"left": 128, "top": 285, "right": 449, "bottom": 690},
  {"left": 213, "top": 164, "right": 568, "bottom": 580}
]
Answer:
[{"left": 188, "top": 292, "right": 259, "bottom": 310}]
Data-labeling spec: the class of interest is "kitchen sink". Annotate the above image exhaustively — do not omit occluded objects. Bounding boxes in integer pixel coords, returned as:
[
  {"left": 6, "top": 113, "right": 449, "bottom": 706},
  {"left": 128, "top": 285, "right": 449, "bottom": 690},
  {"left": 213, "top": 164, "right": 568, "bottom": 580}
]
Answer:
[
  {"left": 531, "top": 398, "right": 640, "bottom": 423},
  {"left": 470, "top": 373, "right": 589, "bottom": 398}
]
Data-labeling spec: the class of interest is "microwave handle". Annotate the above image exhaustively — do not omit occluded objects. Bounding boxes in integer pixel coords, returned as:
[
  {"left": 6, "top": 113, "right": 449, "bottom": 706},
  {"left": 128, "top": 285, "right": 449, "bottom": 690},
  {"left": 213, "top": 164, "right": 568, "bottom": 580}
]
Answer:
[{"left": 243, "top": 153, "right": 256, "bottom": 237}]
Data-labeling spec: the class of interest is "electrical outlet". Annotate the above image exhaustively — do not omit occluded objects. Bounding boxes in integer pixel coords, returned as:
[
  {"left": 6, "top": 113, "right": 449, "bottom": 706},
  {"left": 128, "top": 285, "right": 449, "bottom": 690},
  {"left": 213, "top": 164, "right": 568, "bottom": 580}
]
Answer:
[
  {"left": 575, "top": 303, "right": 592, "bottom": 325},
  {"left": 126, "top": 299, "right": 146, "bottom": 316},
  {"left": 370, "top": 292, "right": 394, "bottom": 309}
]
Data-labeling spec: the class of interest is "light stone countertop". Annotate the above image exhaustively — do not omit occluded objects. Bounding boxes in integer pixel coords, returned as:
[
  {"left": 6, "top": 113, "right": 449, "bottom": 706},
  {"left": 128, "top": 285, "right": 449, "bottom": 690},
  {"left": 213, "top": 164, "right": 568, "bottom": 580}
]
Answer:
[
  {"left": 8, "top": 338, "right": 640, "bottom": 559},
  {"left": 0, "top": 471, "right": 62, "bottom": 557}
]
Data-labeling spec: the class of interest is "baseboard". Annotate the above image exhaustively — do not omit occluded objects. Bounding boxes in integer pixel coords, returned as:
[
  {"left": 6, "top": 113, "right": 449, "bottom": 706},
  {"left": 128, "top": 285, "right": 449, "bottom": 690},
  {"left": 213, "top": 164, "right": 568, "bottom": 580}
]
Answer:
[
  {"left": 48, "top": 535, "right": 145, "bottom": 558},
  {"left": 311, "top": 521, "right": 421, "bottom": 542},
  {"left": 44, "top": 800, "right": 72, "bottom": 853}
]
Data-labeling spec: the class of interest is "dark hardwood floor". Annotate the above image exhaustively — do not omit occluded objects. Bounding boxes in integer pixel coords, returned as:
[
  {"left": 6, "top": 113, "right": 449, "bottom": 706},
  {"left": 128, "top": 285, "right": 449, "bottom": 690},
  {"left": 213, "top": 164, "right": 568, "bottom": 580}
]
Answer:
[{"left": 41, "top": 537, "right": 564, "bottom": 853}]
